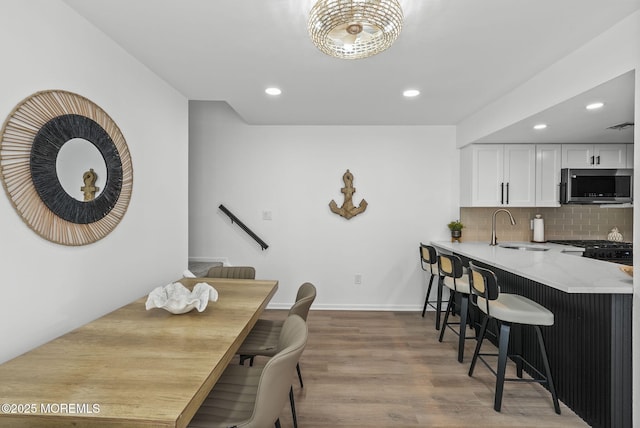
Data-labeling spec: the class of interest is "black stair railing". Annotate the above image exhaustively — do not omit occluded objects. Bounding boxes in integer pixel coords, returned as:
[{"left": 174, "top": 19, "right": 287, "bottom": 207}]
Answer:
[{"left": 218, "top": 204, "right": 269, "bottom": 250}]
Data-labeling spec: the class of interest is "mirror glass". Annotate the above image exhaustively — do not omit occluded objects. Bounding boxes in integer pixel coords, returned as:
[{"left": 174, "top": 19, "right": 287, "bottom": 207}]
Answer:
[{"left": 56, "top": 138, "right": 107, "bottom": 201}]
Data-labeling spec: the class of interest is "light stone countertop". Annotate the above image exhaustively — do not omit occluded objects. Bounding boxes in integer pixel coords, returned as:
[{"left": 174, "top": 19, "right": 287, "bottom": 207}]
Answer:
[{"left": 431, "top": 241, "right": 633, "bottom": 294}]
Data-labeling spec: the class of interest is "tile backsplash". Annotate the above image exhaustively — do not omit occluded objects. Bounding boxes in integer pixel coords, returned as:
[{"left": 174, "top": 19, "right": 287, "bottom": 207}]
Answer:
[{"left": 459, "top": 206, "right": 633, "bottom": 243}]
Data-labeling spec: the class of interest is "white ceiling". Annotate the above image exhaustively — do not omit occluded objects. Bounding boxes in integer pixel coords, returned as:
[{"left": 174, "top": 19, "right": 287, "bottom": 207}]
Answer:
[
  {"left": 62, "top": 0, "right": 638, "bottom": 141},
  {"left": 476, "top": 70, "right": 636, "bottom": 144}
]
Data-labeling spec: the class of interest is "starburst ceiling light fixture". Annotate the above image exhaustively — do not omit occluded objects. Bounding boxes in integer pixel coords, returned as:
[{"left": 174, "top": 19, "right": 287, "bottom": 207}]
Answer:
[{"left": 308, "top": 0, "right": 403, "bottom": 60}]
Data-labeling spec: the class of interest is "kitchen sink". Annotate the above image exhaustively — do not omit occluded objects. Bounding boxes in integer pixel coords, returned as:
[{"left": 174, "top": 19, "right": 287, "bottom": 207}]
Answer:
[{"left": 499, "top": 244, "right": 550, "bottom": 251}]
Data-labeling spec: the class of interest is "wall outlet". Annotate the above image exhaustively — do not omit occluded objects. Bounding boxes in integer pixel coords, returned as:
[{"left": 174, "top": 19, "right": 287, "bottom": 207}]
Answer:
[
  {"left": 262, "top": 210, "right": 272, "bottom": 221},
  {"left": 354, "top": 273, "right": 362, "bottom": 285}
]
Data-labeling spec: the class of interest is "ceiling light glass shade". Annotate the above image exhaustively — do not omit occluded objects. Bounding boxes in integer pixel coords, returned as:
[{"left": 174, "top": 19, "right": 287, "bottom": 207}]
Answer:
[{"left": 308, "top": 0, "right": 403, "bottom": 60}]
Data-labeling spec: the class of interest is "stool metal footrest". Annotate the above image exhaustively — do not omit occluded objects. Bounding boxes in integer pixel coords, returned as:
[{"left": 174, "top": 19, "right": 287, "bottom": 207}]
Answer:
[
  {"left": 421, "top": 273, "right": 436, "bottom": 318},
  {"left": 469, "top": 317, "right": 561, "bottom": 415},
  {"left": 439, "top": 291, "right": 473, "bottom": 363},
  {"left": 472, "top": 352, "right": 551, "bottom": 385},
  {"left": 441, "top": 321, "right": 476, "bottom": 339},
  {"left": 421, "top": 273, "right": 446, "bottom": 330}
]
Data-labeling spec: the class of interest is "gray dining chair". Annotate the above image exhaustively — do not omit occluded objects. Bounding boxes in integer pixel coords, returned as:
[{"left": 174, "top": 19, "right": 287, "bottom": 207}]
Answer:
[
  {"left": 188, "top": 315, "right": 308, "bottom": 428},
  {"left": 237, "top": 282, "right": 316, "bottom": 428},
  {"left": 238, "top": 282, "right": 316, "bottom": 383},
  {"left": 206, "top": 266, "right": 256, "bottom": 279}
]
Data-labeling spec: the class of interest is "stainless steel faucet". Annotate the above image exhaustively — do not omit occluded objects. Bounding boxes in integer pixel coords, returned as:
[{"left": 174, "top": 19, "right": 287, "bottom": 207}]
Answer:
[{"left": 490, "top": 209, "right": 516, "bottom": 246}]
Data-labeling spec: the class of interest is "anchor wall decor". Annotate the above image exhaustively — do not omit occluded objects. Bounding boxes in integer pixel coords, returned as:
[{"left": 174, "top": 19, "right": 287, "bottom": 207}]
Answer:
[
  {"left": 81, "top": 168, "right": 99, "bottom": 201},
  {"left": 329, "top": 169, "right": 368, "bottom": 220}
]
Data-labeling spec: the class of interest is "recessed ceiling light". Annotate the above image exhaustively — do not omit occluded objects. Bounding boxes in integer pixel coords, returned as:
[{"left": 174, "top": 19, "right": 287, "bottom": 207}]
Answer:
[
  {"left": 586, "top": 102, "right": 604, "bottom": 110},
  {"left": 265, "top": 87, "right": 282, "bottom": 96},
  {"left": 403, "top": 89, "right": 420, "bottom": 98},
  {"left": 533, "top": 124, "right": 547, "bottom": 130}
]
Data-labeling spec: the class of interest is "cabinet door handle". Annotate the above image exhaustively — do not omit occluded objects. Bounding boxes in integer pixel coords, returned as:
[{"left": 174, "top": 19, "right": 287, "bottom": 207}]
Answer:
[
  {"left": 559, "top": 182, "right": 564, "bottom": 204},
  {"left": 506, "top": 182, "right": 510, "bottom": 204},
  {"left": 596, "top": 155, "right": 600, "bottom": 165},
  {"left": 500, "top": 182, "right": 504, "bottom": 204},
  {"left": 590, "top": 155, "right": 595, "bottom": 165}
]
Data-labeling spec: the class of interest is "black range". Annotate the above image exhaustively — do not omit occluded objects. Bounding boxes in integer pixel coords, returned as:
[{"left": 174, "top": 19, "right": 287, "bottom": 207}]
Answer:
[{"left": 548, "top": 239, "right": 633, "bottom": 265}]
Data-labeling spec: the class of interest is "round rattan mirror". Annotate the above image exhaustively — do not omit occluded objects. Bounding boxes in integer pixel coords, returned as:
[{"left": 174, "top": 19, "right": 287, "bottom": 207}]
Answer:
[{"left": 0, "top": 90, "right": 133, "bottom": 246}]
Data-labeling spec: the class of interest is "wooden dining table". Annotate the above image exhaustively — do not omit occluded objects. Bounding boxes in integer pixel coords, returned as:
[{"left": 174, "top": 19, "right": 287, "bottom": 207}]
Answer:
[{"left": 0, "top": 278, "right": 278, "bottom": 428}]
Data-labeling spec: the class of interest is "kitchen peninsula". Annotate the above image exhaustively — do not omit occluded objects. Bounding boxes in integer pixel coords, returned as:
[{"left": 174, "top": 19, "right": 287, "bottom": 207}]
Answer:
[{"left": 431, "top": 241, "right": 632, "bottom": 428}]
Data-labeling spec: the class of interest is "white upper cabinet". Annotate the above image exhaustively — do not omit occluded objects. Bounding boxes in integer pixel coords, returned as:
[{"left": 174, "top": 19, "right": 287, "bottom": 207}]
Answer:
[
  {"left": 535, "top": 145, "right": 562, "bottom": 207},
  {"left": 460, "top": 144, "right": 536, "bottom": 207},
  {"left": 561, "top": 144, "right": 627, "bottom": 168},
  {"left": 460, "top": 145, "right": 503, "bottom": 206},
  {"left": 504, "top": 145, "right": 537, "bottom": 206},
  {"left": 461, "top": 143, "right": 632, "bottom": 208}
]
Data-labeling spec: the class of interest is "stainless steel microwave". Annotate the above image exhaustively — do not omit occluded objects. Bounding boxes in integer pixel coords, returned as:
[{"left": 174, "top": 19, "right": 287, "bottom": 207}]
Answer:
[{"left": 560, "top": 168, "right": 633, "bottom": 204}]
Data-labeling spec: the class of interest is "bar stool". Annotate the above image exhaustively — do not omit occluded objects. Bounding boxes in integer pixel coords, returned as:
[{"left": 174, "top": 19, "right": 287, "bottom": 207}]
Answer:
[
  {"left": 419, "top": 243, "right": 444, "bottom": 329},
  {"left": 467, "top": 261, "right": 560, "bottom": 414},
  {"left": 437, "top": 253, "right": 474, "bottom": 362}
]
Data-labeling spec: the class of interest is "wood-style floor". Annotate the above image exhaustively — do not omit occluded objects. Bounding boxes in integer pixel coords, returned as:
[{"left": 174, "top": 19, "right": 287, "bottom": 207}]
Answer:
[{"left": 254, "top": 309, "right": 589, "bottom": 428}]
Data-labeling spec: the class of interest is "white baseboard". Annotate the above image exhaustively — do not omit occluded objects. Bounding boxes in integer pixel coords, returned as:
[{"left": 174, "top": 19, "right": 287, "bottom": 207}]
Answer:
[{"left": 266, "top": 303, "right": 425, "bottom": 311}]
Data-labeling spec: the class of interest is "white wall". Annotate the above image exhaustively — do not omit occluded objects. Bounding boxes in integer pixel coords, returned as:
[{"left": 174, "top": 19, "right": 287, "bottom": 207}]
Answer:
[
  {"left": 189, "top": 101, "right": 458, "bottom": 309},
  {"left": 0, "top": 0, "right": 189, "bottom": 363}
]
